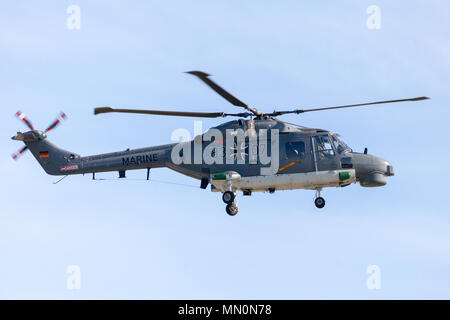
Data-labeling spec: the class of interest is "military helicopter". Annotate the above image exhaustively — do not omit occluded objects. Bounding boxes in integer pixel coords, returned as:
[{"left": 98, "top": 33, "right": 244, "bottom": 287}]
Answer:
[{"left": 11, "top": 71, "right": 428, "bottom": 215}]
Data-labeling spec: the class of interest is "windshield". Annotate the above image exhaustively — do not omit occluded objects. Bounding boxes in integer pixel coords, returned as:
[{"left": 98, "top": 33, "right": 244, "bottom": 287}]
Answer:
[{"left": 331, "top": 134, "right": 352, "bottom": 153}]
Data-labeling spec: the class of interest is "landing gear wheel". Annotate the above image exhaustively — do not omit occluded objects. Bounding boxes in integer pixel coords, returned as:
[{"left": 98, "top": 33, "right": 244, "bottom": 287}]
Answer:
[
  {"left": 226, "top": 204, "right": 238, "bottom": 216},
  {"left": 222, "top": 191, "right": 235, "bottom": 204},
  {"left": 314, "top": 197, "right": 325, "bottom": 209}
]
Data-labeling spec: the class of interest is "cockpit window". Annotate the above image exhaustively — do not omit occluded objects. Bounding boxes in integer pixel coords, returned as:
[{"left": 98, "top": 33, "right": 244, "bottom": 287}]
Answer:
[
  {"left": 314, "top": 134, "right": 335, "bottom": 159},
  {"left": 331, "top": 134, "right": 352, "bottom": 153},
  {"left": 331, "top": 135, "right": 344, "bottom": 154}
]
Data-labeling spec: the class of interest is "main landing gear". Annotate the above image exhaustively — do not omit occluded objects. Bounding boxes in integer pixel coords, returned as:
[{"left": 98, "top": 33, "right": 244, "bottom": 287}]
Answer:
[
  {"left": 314, "top": 189, "right": 325, "bottom": 209},
  {"left": 222, "top": 190, "right": 238, "bottom": 216},
  {"left": 222, "top": 178, "right": 238, "bottom": 216}
]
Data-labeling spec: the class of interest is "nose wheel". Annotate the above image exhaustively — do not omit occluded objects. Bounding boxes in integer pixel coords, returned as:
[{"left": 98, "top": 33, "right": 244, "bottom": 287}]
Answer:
[
  {"left": 314, "top": 197, "right": 325, "bottom": 208},
  {"left": 314, "top": 189, "right": 325, "bottom": 209}
]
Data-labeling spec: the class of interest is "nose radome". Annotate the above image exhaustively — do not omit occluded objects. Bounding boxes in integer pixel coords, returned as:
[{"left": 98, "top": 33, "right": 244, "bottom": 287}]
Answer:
[
  {"left": 369, "top": 156, "right": 395, "bottom": 177},
  {"left": 352, "top": 153, "right": 394, "bottom": 187},
  {"left": 375, "top": 157, "right": 394, "bottom": 176}
]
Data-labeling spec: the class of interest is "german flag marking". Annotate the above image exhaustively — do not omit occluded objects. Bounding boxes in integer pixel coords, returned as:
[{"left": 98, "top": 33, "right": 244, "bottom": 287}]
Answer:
[{"left": 39, "top": 151, "right": 49, "bottom": 158}]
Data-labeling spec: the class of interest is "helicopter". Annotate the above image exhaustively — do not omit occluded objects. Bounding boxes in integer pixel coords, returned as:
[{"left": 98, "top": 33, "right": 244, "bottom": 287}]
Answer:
[{"left": 11, "top": 71, "right": 429, "bottom": 216}]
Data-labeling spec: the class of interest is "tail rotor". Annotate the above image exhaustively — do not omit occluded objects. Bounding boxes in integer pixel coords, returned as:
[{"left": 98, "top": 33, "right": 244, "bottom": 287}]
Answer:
[{"left": 11, "top": 111, "right": 67, "bottom": 160}]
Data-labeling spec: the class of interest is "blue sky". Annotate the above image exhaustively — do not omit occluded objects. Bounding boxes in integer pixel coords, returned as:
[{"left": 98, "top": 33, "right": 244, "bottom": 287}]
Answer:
[{"left": 1, "top": 1, "right": 449, "bottom": 299}]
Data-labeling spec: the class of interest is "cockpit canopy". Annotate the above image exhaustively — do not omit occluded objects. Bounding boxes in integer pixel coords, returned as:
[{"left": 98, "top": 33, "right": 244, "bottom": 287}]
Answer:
[
  {"left": 331, "top": 133, "right": 352, "bottom": 154},
  {"left": 314, "top": 132, "right": 352, "bottom": 157}
]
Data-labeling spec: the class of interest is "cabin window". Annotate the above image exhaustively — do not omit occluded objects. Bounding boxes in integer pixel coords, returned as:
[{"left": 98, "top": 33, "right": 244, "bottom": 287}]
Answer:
[
  {"left": 285, "top": 141, "right": 306, "bottom": 158},
  {"left": 314, "top": 134, "right": 335, "bottom": 159}
]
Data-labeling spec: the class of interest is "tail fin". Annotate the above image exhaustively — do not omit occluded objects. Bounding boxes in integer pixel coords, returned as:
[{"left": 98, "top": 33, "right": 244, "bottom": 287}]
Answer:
[{"left": 25, "top": 139, "right": 80, "bottom": 176}]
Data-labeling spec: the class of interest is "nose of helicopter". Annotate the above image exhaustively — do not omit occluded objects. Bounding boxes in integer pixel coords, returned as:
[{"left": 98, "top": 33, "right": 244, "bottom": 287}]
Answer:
[{"left": 350, "top": 153, "right": 394, "bottom": 187}]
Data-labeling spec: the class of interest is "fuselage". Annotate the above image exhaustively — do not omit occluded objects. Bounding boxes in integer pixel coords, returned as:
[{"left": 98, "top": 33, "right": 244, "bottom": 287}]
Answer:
[{"left": 19, "top": 118, "right": 394, "bottom": 192}]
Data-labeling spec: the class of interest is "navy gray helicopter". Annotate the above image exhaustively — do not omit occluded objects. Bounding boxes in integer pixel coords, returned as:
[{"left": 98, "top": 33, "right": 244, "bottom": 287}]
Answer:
[{"left": 11, "top": 71, "right": 429, "bottom": 215}]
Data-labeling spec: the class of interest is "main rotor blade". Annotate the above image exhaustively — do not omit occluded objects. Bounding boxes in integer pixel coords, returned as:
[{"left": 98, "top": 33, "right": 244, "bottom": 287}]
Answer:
[
  {"left": 186, "top": 71, "right": 248, "bottom": 107},
  {"left": 94, "top": 107, "right": 252, "bottom": 118},
  {"left": 15, "top": 111, "right": 34, "bottom": 130},
  {"left": 269, "top": 96, "right": 430, "bottom": 116},
  {"left": 45, "top": 112, "right": 67, "bottom": 132},
  {"left": 11, "top": 145, "right": 28, "bottom": 160}
]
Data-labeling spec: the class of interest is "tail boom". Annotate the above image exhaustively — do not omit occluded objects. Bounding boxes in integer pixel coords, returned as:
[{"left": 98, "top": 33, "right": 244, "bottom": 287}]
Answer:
[{"left": 25, "top": 138, "right": 173, "bottom": 176}]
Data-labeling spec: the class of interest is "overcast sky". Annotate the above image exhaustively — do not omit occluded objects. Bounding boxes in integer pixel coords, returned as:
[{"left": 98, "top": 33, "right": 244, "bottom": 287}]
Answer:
[{"left": 1, "top": 1, "right": 449, "bottom": 299}]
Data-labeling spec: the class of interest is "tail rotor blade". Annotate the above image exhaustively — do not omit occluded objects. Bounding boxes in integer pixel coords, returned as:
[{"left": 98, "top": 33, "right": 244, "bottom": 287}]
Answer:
[
  {"left": 45, "top": 112, "right": 67, "bottom": 132},
  {"left": 11, "top": 145, "right": 28, "bottom": 160},
  {"left": 15, "top": 111, "right": 34, "bottom": 130}
]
